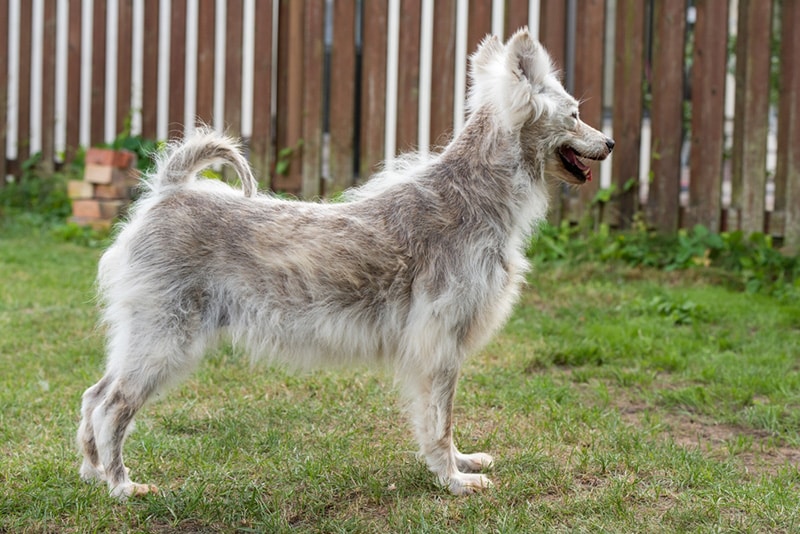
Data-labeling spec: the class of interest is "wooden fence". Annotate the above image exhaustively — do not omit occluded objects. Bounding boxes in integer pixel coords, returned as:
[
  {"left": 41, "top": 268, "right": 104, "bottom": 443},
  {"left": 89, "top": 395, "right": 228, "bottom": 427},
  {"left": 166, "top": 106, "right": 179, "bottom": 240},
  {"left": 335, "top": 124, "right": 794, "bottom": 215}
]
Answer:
[{"left": 1, "top": 0, "right": 798, "bottom": 250}]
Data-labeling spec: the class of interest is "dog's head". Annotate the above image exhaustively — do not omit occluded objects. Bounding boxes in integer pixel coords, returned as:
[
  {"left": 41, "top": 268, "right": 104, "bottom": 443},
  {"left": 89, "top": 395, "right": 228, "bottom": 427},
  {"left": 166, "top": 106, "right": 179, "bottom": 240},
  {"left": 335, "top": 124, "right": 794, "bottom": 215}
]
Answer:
[{"left": 467, "top": 29, "right": 614, "bottom": 185}]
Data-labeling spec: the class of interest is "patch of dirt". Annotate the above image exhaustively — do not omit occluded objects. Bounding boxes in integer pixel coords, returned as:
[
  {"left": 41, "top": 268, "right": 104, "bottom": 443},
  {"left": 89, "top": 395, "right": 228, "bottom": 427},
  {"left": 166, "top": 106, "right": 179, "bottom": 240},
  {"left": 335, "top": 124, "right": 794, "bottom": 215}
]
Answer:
[{"left": 615, "top": 397, "right": 800, "bottom": 478}]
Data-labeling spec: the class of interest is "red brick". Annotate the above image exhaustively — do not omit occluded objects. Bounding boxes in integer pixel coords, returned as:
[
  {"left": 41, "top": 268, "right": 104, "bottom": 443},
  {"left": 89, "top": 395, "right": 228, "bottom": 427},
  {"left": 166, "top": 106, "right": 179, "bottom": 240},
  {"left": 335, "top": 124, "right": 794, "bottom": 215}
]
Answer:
[
  {"left": 72, "top": 199, "right": 126, "bottom": 219},
  {"left": 93, "top": 183, "right": 130, "bottom": 199},
  {"left": 84, "top": 165, "right": 134, "bottom": 185},
  {"left": 85, "top": 147, "right": 136, "bottom": 168},
  {"left": 84, "top": 164, "right": 114, "bottom": 184},
  {"left": 85, "top": 147, "right": 117, "bottom": 166},
  {"left": 67, "top": 180, "right": 94, "bottom": 199}
]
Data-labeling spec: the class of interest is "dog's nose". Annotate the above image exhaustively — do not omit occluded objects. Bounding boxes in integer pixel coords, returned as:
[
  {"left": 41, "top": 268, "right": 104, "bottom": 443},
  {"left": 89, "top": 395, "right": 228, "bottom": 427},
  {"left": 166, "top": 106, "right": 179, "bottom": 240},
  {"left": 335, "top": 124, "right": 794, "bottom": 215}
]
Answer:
[{"left": 605, "top": 138, "right": 615, "bottom": 151}]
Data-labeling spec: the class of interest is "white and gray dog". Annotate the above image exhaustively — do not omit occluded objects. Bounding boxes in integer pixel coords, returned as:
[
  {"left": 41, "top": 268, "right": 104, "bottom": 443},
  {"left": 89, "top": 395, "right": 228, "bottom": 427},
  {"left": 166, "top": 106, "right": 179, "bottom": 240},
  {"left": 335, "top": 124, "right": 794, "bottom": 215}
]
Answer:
[{"left": 78, "top": 29, "right": 613, "bottom": 499}]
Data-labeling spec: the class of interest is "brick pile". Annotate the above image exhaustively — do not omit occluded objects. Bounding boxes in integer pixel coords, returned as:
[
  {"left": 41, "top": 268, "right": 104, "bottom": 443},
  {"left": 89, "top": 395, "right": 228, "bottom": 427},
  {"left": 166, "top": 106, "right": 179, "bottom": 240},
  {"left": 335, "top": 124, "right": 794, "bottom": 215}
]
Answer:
[{"left": 68, "top": 148, "right": 139, "bottom": 229}]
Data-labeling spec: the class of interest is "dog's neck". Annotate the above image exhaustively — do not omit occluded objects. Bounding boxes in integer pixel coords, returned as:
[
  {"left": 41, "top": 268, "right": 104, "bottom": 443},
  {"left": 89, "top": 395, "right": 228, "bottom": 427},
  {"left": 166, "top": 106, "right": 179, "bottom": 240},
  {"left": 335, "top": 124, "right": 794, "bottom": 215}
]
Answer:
[{"left": 433, "top": 107, "right": 550, "bottom": 237}]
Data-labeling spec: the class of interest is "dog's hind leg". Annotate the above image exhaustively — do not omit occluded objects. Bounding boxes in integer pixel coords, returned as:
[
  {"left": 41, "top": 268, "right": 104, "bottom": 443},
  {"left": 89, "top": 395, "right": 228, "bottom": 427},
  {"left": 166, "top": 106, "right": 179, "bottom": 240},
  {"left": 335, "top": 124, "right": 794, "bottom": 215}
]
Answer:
[
  {"left": 401, "top": 364, "right": 493, "bottom": 495},
  {"left": 89, "top": 323, "right": 206, "bottom": 500},
  {"left": 77, "top": 374, "right": 114, "bottom": 482},
  {"left": 90, "top": 375, "right": 160, "bottom": 500}
]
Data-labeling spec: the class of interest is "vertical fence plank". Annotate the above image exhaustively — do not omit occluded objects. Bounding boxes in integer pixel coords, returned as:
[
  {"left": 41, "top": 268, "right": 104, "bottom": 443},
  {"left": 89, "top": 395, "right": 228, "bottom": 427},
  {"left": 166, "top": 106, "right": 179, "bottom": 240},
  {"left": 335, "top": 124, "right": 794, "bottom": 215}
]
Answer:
[
  {"left": 686, "top": 0, "right": 728, "bottom": 232},
  {"left": 539, "top": 0, "right": 566, "bottom": 70},
  {"left": 775, "top": 0, "right": 800, "bottom": 251},
  {"left": 195, "top": 0, "right": 215, "bottom": 127},
  {"left": 430, "top": 0, "right": 456, "bottom": 147},
  {"left": 17, "top": 0, "right": 32, "bottom": 165},
  {"left": 91, "top": 0, "right": 106, "bottom": 145},
  {"left": 466, "top": 0, "right": 492, "bottom": 55},
  {"left": 116, "top": 0, "right": 133, "bottom": 134},
  {"left": 250, "top": 0, "right": 273, "bottom": 186},
  {"left": 41, "top": 0, "right": 57, "bottom": 170},
  {"left": 224, "top": 0, "right": 243, "bottom": 138},
  {"left": 141, "top": 0, "right": 159, "bottom": 139},
  {"left": 465, "top": 0, "right": 492, "bottom": 106},
  {"left": 505, "top": 0, "right": 529, "bottom": 37},
  {"left": 66, "top": 0, "right": 82, "bottom": 161},
  {"left": 328, "top": 0, "right": 357, "bottom": 193},
  {"left": 359, "top": 0, "right": 388, "bottom": 178},
  {"left": 610, "top": 0, "right": 645, "bottom": 228},
  {"left": 572, "top": 0, "right": 606, "bottom": 223},
  {"left": 538, "top": 0, "right": 567, "bottom": 223},
  {"left": 647, "top": 0, "right": 686, "bottom": 232},
  {"left": 301, "top": 0, "right": 325, "bottom": 198},
  {"left": 168, "top": 0, "right": 186, "bottom": 137},
  {"left": 274, "top": 0, "right": 304, "bottom": 194},
  {"left": 396, "top": 0, "right": 421, "bottom": 153},
  {"left": 0, "top": 0, "right": 7, "bottom": 180},
  {"left": 731, "top": 0, "right": 772, "bottom": 234}
]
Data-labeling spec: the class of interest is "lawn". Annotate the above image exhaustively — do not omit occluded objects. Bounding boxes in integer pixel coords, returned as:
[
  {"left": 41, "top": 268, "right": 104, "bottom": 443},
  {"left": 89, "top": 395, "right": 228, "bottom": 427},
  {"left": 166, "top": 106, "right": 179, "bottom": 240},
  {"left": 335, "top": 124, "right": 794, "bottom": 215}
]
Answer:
[{"left": 1, "top": 227, "right": 799, "bottom": 533}]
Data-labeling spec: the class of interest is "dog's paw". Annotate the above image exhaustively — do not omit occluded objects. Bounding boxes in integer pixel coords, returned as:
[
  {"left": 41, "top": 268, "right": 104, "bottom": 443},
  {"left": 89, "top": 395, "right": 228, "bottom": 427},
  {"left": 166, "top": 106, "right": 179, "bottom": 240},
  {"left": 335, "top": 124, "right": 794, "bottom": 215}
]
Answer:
[
  {"left": 455, "top": 451, "right": 494, "bottom": 473},
  {"left": 79, "top": 460, "right": 107, "bottom": 483},
  {"left": 110, "top": 482, "right": 159, "bottom": 501},
  {"left": 446, "top": 472, "right": 494, "bottom": 495}
]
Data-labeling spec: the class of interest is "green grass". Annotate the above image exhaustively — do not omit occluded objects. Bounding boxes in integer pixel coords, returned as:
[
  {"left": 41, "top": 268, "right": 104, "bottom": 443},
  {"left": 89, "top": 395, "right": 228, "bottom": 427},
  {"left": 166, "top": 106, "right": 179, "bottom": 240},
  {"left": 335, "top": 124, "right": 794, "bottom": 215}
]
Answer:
[{"left": 2, "top": 229, "right": 800, "bottom": 533}]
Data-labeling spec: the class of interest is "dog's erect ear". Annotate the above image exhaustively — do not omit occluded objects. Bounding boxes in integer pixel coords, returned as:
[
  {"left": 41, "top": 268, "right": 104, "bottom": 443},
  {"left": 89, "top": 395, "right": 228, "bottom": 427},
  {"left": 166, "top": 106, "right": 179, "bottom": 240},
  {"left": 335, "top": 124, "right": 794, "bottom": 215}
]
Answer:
[
  {"left": 470, "top": 34, "right": 503, "bottom": 76},
  {"left": 506, "top": 28, "right": 553, "bottom": 89}
]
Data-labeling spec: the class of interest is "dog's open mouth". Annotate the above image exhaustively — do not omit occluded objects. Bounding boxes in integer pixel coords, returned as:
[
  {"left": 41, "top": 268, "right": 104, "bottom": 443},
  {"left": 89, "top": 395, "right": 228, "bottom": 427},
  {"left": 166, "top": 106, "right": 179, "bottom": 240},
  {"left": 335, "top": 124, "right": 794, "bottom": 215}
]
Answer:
[{"left": 558, "top": 146, "right": 592, "bottom": 183}]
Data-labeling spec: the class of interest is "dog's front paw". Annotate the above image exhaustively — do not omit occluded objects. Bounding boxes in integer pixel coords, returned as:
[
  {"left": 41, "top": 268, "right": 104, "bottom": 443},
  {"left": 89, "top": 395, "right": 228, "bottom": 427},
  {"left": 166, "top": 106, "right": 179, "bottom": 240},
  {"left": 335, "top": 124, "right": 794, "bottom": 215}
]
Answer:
[
  {"left": 455, "top": 451, "right": 494, "bottom": 473},
  {"left": 446, "top": 472, "right": 494, "bottom": 495}
]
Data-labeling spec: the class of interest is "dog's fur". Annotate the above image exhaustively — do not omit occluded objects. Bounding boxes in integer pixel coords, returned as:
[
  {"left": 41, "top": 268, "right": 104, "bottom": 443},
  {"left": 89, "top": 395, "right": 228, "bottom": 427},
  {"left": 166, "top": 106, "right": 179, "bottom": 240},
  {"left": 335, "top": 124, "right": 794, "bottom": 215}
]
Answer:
[{"left": 77, "top": 29, "right": 613, "bottom": 500}]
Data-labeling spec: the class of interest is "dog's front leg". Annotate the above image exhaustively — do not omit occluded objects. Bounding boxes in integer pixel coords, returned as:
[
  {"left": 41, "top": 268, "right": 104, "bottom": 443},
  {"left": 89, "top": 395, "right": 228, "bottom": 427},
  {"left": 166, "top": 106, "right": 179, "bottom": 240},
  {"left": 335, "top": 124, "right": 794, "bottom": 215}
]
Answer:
[{"left": 402, "top": 365, "right": 493, "bottom": 495}]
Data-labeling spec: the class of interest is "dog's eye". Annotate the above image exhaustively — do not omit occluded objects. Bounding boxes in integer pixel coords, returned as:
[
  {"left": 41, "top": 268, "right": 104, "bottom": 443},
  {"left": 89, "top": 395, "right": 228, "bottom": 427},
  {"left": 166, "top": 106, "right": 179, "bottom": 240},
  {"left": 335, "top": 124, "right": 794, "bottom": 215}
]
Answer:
[{"left": 570, "top": 112, "right": 578, "bottom": 120}]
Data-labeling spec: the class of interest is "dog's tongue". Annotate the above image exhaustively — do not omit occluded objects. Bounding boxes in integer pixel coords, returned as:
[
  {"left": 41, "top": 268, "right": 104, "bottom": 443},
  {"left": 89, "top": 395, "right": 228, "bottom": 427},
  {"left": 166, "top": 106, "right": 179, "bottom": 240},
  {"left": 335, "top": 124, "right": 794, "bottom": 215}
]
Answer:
[{"left": 562, "top": 147, "right": 592, "bottom": 181}]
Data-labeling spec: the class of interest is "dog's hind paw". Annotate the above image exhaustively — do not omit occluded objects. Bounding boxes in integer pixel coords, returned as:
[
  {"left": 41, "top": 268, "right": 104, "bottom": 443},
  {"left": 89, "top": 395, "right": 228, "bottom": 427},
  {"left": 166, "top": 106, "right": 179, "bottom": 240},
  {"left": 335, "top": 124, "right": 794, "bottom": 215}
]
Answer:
[
  {"left": 110, "top": 482, "right": 159, "bottom": 501},
  {"left": 455, "top": 451, "right": 494, "bottom": 473},
  {"left": 79, "top": 460, "right": 106, "bottom": 483},
  {"left": 446, "top": 473, "right": 494, "bottom": 496}
]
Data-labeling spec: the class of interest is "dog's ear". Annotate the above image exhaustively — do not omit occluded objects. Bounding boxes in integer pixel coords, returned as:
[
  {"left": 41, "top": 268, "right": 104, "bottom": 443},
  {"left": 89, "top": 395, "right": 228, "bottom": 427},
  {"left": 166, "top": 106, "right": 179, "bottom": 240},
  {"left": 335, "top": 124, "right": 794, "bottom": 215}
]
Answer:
[
  {"left": 505, "top": 28, "right": 553, "bottom": 90},
  {"left": 470, "top": 34, "right": 503, "bottom": 77}
]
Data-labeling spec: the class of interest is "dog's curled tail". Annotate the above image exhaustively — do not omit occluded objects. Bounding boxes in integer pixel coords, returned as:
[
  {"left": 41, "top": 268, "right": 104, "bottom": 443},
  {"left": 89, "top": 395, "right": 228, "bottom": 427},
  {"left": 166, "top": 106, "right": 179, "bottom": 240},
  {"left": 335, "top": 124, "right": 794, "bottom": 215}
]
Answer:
[{"left": 155, "top": 129, "right": 258, "bottom": 197}]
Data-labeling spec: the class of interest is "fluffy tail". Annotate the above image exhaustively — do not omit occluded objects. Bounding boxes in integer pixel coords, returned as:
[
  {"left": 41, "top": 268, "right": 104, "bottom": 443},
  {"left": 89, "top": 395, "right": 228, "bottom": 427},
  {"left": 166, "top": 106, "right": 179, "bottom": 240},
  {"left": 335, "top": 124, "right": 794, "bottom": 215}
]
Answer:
[{"left": 155, "top": 129, "right": 258, "bottom": 197}]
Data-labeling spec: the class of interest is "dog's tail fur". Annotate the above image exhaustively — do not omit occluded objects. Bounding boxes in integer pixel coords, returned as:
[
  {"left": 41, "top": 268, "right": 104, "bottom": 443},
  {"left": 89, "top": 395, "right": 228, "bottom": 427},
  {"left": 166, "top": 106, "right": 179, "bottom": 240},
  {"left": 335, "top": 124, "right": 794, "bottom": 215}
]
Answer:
[{"left": 154, "top": 129, "right": 258, "bottom": 197}]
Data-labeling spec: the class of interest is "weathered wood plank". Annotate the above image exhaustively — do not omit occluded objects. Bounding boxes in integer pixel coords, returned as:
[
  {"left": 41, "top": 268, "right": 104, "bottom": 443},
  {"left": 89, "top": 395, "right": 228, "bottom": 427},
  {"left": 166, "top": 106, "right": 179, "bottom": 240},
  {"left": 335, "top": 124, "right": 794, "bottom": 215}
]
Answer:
[
  {"left": 301, "top": 0, "right": 325, "bottom": 198},
  {"left": 273, "top": 0, "right": 304, "bottom": 194},
  {"left": 250, "top": 0, "right": 273, "bottom": 187},
  {"left": 168, "top": 0, "right": 187, "bottom": 137},
  {"left": 647, "top": 0, "right": 686, "bottom": 232},
  {"left": 116, "top": 0, "right": 133, "bottom": 134},
  {"left": 686, "top": 0, "right": 728, "bottom": 232},
  {"left": 430, "top": 0, "right": 456, "bottom": 147},
  {"left": 17, "top": 0, "right": 32, "bottom": 164},
  {"left": 396, "top": 0, "right": 421, "bottom": 153},
  {"left": 0, "top": 0, "right": 8, "bottom": 179},
  {"left": 731, "top": 0, "right": 772, "bottom": 234},
  {"left": 573, "top": 0, "right": 606, "bottom": 223},
  {"left": 141, "top": 0, "right": 159, "bottom": 139},
  {"left": 41, "top": 0, "right": 57, "bottom": 170},
  {"left": 775, "top": 0, "right": 800, "bottom": 251},
  {"left": 90, "top": 0, "right": 106, "bottom": 145},
  {"left": 327, "top": 0, "right": 357, "bottom": 194},
  {"left": 66, "top": 0, "right": 82, "bottom": 161},
  {"left": 195, "top": 0, "right": 216, "bottom": 126},
  {"left": 610, "top": 0, "right": 645, "bottom": 228},
  {"left": 224, "top": 0, "right": 244, "bottom": 138},
  {"left": 359, "top": 0, "right": 388, "bottom": 179}
]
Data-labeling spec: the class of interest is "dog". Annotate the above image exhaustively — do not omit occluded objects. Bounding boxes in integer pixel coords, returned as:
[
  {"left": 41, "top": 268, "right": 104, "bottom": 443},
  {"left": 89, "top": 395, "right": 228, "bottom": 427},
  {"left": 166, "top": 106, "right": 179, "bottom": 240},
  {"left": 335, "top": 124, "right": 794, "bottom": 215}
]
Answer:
[{"left": 77, "top": 28, "right": 613, "bottom": 500}]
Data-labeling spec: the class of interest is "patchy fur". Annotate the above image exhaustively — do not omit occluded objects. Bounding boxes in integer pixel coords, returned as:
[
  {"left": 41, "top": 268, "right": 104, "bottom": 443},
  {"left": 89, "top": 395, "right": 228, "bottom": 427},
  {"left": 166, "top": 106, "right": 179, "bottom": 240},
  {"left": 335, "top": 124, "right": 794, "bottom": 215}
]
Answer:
[{"left": 77, "top": 29, "right": 613, "bottom": 500}]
